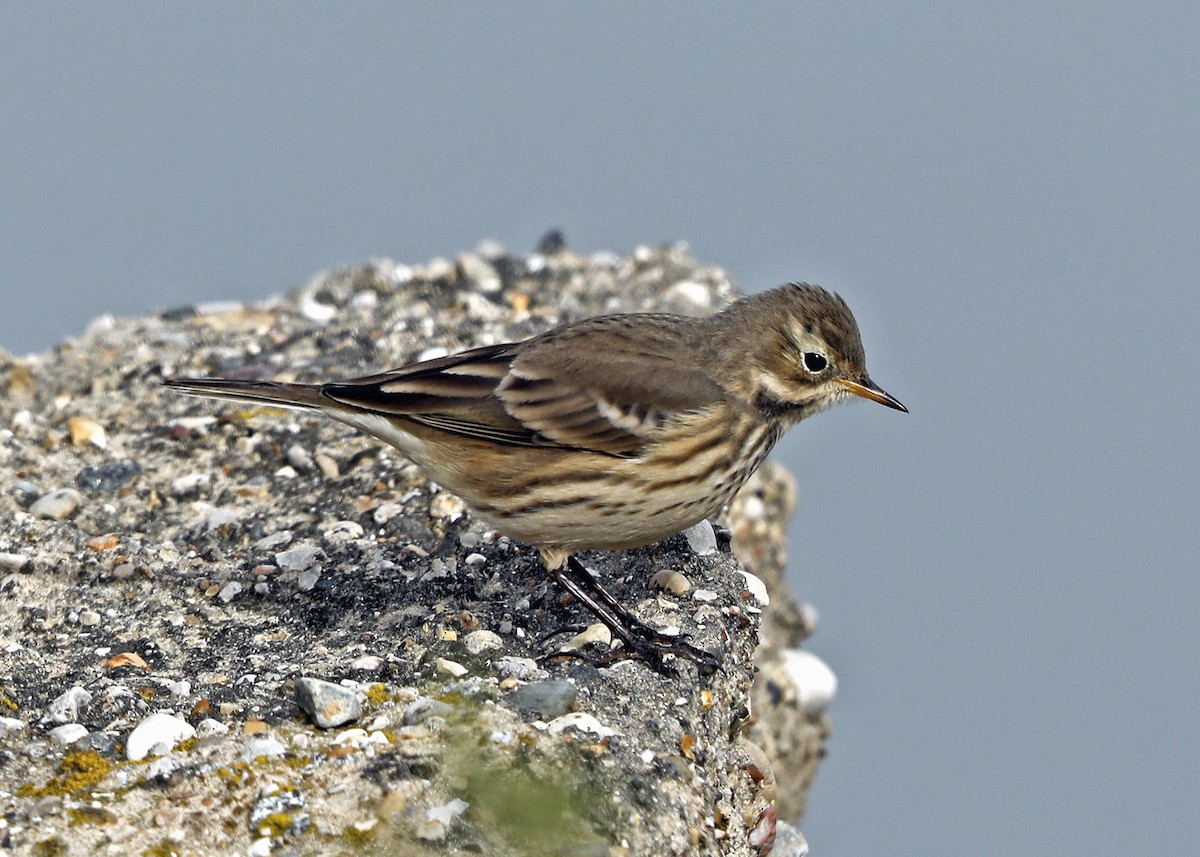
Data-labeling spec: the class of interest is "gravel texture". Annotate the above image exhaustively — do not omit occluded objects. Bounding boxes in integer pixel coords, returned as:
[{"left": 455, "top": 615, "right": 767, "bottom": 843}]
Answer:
[{"left": 0, "top": 238, "right": 828, "bottom": 855}]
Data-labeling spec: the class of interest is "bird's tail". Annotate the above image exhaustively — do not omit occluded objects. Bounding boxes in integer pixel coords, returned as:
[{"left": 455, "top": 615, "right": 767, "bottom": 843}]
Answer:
[{"left": 164, "top": 377, "right": 329, "bottom": 411}]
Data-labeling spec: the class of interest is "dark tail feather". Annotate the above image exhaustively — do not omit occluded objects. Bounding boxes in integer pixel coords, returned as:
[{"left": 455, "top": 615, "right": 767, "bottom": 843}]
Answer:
[{"left": 163, "top": 377, "right": 328, "bottom": 411}]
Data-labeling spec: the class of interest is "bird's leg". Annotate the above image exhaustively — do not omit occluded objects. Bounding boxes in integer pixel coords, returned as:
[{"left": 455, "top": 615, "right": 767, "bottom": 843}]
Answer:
[{"left": 543, "top": 555, "right": 721, "bottom": 676}]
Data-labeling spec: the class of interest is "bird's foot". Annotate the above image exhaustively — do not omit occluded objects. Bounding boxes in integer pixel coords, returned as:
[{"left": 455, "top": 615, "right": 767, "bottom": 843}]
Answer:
[{"left": 542, "top": 556, "right": 722, "bottom": 677}]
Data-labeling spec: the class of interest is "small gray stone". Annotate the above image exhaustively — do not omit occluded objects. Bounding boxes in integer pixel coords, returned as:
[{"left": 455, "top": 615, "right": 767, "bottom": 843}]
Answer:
[
  {"left": 275, "top": 545, "right": 322, "bottom": 572},
  {"left": 76, "top": 460, "right": 141, "bottom": 492},
  {"left": 11, "top": 480, "right": 39, "bottom": 507},
  {"left": 217, "top": 581, "right": 243, "bottom": 603},
  {"left": 403, "top": 696, "right": 453, "bottom": 726},
  {"left": 296, "top": 568, "right": 321, "bottom": 592},
  {"left": 30, "top": 488, "right": 83, "bottom": 520},
  {"left": 507, "top": 680, "right": 578, "bottom": 719},
  {"left": 295, "top": 677, "right": 361, "bottom": 729}
]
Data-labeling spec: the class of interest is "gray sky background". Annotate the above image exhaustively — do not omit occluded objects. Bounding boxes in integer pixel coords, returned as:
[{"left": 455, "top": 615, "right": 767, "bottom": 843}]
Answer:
[{"left": 3, "top": 4, "right": 1197, "bottom": 854}]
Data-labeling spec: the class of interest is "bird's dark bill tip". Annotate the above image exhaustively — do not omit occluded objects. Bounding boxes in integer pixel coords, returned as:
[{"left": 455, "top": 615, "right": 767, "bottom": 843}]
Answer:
[{"left": 838, "top": 377, "right": 908, "bottom": 412}]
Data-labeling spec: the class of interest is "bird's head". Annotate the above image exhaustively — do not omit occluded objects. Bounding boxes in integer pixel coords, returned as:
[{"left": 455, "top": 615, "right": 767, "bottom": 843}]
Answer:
[{"left": 726, "top": 282, "right": 907, "bottom": 419}]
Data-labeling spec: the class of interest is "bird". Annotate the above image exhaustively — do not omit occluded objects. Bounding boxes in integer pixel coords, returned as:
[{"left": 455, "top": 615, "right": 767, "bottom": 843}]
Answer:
[{"left": 166, "top": 282, "right": 906, "bottom": 675}]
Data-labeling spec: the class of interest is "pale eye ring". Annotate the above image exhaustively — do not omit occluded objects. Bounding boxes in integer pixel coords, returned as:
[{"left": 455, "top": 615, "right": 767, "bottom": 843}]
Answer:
[{"left": 802, "top": 351, "right": 828, "bottom": 373}]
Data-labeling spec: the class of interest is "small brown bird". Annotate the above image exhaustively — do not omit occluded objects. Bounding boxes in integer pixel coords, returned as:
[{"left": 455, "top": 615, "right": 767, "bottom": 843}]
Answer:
[{"left": 166, "top": 283, "right": 905, "bottom": 674}]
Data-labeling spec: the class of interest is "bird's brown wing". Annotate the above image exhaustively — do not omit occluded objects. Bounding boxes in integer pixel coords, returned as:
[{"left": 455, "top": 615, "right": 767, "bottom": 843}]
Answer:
[{"left": 322, "top": 314, "right": 723, "bottom": 457}]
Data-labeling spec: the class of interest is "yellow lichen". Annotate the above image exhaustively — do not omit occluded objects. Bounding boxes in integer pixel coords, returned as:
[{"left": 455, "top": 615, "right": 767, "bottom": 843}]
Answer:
[
  {"left": 17, "top": 750, "right": 113, "bottom": 798},
  {"left": 364, "top": 683, "right": 390, "bottom": 706},
  {"left": 257, "top": 812, "right": 294, "bottom": 838}
]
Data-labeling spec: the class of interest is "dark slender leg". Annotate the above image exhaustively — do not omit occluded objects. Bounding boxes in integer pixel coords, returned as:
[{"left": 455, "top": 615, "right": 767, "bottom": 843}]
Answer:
[{"left": 542, "top": 556, "right": 722, "bottom": 677}]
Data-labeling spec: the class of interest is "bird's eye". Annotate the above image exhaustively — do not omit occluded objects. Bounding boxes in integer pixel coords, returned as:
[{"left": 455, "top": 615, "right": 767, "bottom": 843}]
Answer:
[{"left": 802, "top": 351, "right": 828, "bottom": 373}]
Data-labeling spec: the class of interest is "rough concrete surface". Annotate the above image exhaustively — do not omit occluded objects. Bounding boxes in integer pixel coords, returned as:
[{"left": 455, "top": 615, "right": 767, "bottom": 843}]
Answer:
[{"left": 0, "top": 239, "right": 825, "bottom": 855}]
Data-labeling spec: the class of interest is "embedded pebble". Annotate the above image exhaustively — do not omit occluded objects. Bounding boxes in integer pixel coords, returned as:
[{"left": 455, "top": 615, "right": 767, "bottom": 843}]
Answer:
[
  {"left": 297, "top": 568, "right": 321, "bottom": 591},
  {"left": 773, "top": 821, "right": 810, "bottom": 857},
  {"left": 30, "top": 488, "right": 83, "bottom": 520},
  {"left": 435, "top": 657, "right": 468, "bottom": 677},
  {"left": 68, "top": 416, "right": 108, "bottom": 448},
  {"left": 546, "top": 712, "right": 621, "bottom": 738},
  {"left": 403, "top": 697, "right": 453, "bottom": 726},
  {"left": 295, "top": 677, "right": 361, "bottom": 729},
  {"left": 313, "top": 452, "right": 340, "bottom": 479},
  {"left": 429, "top": 492, "right": 465, "bottom": 522},
  {"left": 48, "top": 686, "right": 92, "bottom": 723},
  {"left": 79, "top": 610, "right": 101, "bottom": 626},
  {"left": 49, "top": 723, "right": 88, "bottom": 747},
  {"left": 275, "top": 545, "right": 322, "bottom": 572},
  {"left": 651, "top": 569, "right": 692, "bottom": 595},
  {"left": 196, "top": 718, "right": 230, "bottom": 738},
  {"left": 416, "top": 819, "right": 448, "bottom": 841},
  {"left": 426, "top": 797, "right": 470, "bottom": 826},
  {"left": 199, "top": 507, "right": 240, "bottom": 532},
  {"left": 350, "top": 654, "right": 382, "bottom": 671},
  {"left": 254, "top": 530, "right": 293, "bottom": 551},
  {"left": 11, "top": 410, "right": 35, "bottom": 434},
  {"left": 11, "top": 480, "right": 38, "bottom": 506},
  {"left": 493, "top": 657, "right": 546, "bottom": 682},
  {"left": 323, "top": 520, "right": 364, "bottom": 543},
  {"left": 562, "top": 623, "right": 612, "bottom": 651},
  {"left": 126, "top": 711, "right": 196, "bottom": 761},
  {"left": 170, "top": 472, "right": 210, "bottom": 496},
  {"left": 0, "top": 552, "right": 29, "bottom": 571},
  {"left": 463, "top": 629, "right": 502, "bottom": 654},
  {"left": 286, "top": 444, "right": 313, "bottom": 471},
  {"left": 0, "top": 717, "right": 24, "bottom": 736},
  {"left": 780, "top": 649, "right": 838, "bottom": 715},
  {"left": 218, "top": 581, "right": 243, "bottom": 603},
  {"left": 692, "top": 588, "right": 719, "bottom": 603},
  {"left": 683, "top": 520, "right": 717, "bottom": 555},
  {"left": 507, "top": 680, "right": 578, "bottom": 719},
  {"left": 168, "top": 680, "right": 191, "bottom": 697},
  {"left": 247, "top": 838, "right": 272, "bottom": 857},
  {"left": 463, "top": 552, "right": 487, "bottom": 568},
  {"left": 737, "top": 570, "right": 771, "bottom": 605},
  {"left": 373, "top": 502, "right": 404, "bottom": 524},
  {"left": 242, "top": 735, "right": 287, "bottom": 761},
  {"left": 76, "top": 460, "right": 141, "bottom": 492}
]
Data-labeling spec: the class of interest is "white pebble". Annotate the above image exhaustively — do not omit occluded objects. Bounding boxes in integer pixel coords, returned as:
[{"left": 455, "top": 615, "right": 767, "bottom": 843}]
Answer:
[
  {"left": 435, "top": 657, "right": 469, "bottom": 677},
  {"left": 218, "top": 581, "right": 243, "bottom": 603},
  {"left": 737, "top": 570, "right": 771, "bottom": 605},
  {"left": 350, "top": 654, "right": 382, "bottom": 671},
  {"left": 48, "top": 723, "right": 87, "bottom": 747},
  {"left": 126, "top": 711, "right": 196, "bottom": 761},
  {"left": 196, "top": 718, "right": 229, "bottom": 737},
  {"left": 170, "top": 472, "right": 211, "bottom": 496},
  {"left": 780, "top": 649, "right": 838, "bottom": 715},
  {"left": 692, "top": 589, "right": 719, "bottom": 603},
  {"left": 426, "top": 798, "right": 470, "bottom": 825},
  {"left": 323, "top": 520, "right": 365, "bottom": 543},
  {"left": 30, "top": 488, "right": 83, "bottom": 520},
  {"left": 464, "top": 630, "right": 503, "bottom": 654},
  {"left": 546, "top": 712, "right": 622, "bottom": 738}
]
